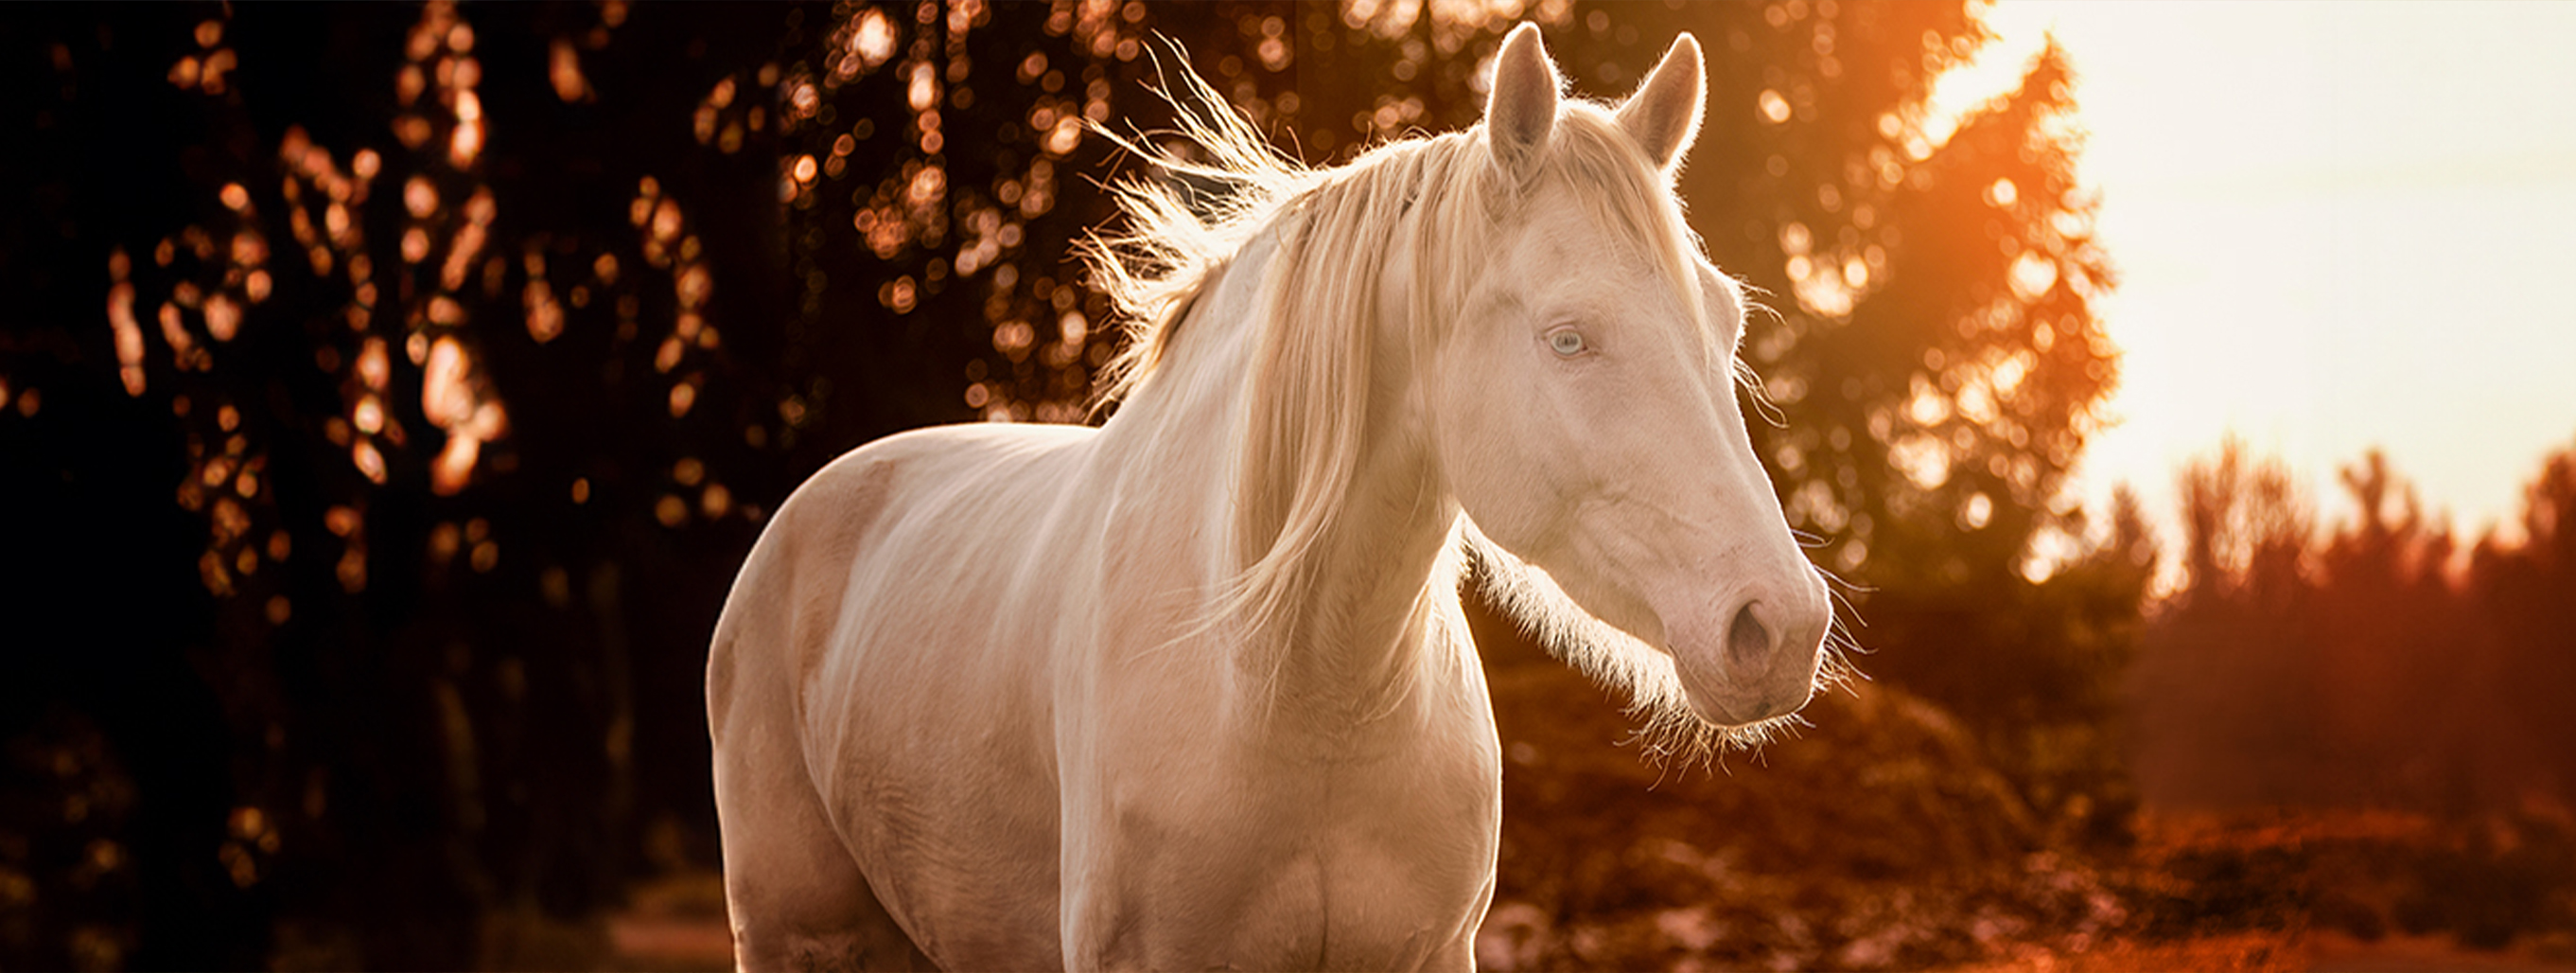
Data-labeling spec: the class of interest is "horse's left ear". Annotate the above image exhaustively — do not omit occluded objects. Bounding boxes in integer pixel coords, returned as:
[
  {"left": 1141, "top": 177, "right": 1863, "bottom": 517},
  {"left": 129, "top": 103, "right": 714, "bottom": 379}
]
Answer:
[
  {"left": 1484, "top": 23, "right": 1561, "bottom": 181},
  {"left": 1615, "top": 33, "right": 1706, "bottom": 172}
]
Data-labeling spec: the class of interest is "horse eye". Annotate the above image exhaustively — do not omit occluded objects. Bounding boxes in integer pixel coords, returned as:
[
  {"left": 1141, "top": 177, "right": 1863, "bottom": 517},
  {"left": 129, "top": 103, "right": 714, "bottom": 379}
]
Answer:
[{"left": 1548, "top": 330, "right": 1587, "bottom": 357}]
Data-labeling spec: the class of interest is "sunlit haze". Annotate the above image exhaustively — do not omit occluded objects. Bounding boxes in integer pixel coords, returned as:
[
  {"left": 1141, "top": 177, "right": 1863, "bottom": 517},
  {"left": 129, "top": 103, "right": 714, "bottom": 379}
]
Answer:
[{"left": 1934, "top": 1, "right": 2576, "bottom": 548}]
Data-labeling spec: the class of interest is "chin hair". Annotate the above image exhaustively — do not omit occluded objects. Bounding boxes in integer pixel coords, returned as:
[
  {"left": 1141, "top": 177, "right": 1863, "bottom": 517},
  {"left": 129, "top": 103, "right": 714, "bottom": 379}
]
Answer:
[{"left": 1459, "top": 521, "right": 1852, "bottom": 768}]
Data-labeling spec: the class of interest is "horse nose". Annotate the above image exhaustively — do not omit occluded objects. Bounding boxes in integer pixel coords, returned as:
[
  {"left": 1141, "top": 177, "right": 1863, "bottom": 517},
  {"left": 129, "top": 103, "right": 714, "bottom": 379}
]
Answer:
[
  {"left": 1721, "top": 586, "right": 1828, "bottom": 717},
  {"left": 1726, "top": 599, "right": 1773, "bottom": 668},
  {"left": 1761, "top": 578, "right": 1831, "bottom": 662}
]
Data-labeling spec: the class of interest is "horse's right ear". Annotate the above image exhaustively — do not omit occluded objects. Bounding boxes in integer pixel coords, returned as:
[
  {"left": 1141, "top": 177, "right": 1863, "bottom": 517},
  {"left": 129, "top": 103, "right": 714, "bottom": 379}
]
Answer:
[
  {"left": 1615, "top": 32, "right": 1706, "bottom": 173},
  {"left": 1484, "top": 23, "right": 1560, "bottom": 181}
]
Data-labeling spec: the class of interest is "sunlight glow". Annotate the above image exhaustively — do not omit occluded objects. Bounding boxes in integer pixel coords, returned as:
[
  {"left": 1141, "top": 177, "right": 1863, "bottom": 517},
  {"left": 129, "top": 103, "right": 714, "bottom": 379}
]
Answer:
[{"left": 1976, "top": 1, "right": 2576, "bottom": 547}]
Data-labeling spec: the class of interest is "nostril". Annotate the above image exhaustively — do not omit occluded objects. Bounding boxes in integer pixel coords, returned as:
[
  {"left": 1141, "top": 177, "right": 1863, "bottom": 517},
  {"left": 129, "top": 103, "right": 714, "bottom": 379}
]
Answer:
[{"left": 1726, "top": 601, "right": 1771, "bottom": 666}]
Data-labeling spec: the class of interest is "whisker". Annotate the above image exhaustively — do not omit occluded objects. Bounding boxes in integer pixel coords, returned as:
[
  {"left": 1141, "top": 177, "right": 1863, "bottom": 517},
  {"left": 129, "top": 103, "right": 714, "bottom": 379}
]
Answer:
[{"left": 1735, "top": 358, "right": 1787, "bottom": 429}]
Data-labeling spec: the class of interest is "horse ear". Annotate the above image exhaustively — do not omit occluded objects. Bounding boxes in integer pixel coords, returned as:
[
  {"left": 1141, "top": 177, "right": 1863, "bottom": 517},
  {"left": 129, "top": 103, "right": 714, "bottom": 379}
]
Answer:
[
  {"left": 1615, "top": 33, "right": 1706, "bottom": 172},
  {"left": 1484, "top": 23, "right": 1560, "bottom": 180}
]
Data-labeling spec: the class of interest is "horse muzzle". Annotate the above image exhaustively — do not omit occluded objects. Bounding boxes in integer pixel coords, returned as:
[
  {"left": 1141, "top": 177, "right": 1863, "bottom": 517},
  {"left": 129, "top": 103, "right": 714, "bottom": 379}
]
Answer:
[{"left": 1666, "top": 579, "right": 1830, "bottom": 728}]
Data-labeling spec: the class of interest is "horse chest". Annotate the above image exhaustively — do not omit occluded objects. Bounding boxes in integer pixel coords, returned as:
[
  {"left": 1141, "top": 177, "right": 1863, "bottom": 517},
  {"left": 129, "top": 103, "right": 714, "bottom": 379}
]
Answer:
[{"left": 1067, "top": 714, "right": 1503, "bottom": 970}]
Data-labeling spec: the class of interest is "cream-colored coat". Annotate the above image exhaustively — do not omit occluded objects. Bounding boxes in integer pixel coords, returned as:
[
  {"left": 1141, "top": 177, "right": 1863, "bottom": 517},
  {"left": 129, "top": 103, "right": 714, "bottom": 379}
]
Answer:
[{"left": 708, "top": 25, "right": 1830, "bottom": 972}]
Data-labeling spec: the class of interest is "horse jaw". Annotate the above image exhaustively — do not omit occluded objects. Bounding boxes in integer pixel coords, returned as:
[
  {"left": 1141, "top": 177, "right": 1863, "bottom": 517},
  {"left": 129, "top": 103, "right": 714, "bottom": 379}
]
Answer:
[{"left": 1532, "top": 468, "right": 1831, "bottom": 731}]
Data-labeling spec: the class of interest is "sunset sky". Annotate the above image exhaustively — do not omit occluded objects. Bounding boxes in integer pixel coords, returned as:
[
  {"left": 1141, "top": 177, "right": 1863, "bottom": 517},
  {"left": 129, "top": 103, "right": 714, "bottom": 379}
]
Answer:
[{"left": 1932, "top": 1, "right": 2576, "bottom": 547}]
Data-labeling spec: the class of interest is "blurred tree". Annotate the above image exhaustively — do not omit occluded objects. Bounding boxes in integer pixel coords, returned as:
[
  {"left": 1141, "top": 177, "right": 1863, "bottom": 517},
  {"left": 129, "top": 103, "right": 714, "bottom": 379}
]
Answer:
[
  {"left": 2310, "top": 449, "right": 2482, "bottom": 807},
  {"left": 2469, "top": 438, "right": 2576, "bottom": 806},
  {"left": 2135, "top": 440, "right": 2332, "bottom": 808},
  {"left": 2177, "top": 435, "right": 2313, "bottom": 610},
  {"left": 1, "top": 2, "right": 835, "bottom": 966}
]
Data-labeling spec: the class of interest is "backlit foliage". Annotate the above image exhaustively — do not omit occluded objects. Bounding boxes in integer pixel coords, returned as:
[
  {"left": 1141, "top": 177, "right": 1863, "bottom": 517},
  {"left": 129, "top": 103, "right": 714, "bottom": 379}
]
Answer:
[{"left": 785, "top": 0, "right": 1128, "bottom": 425}]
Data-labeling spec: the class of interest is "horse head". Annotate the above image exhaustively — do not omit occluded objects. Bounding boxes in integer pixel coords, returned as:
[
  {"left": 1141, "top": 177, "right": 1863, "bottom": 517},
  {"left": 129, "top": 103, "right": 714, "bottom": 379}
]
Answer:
[{"left": 1429, "top": 25, "right": 1831, "bottom": 732}]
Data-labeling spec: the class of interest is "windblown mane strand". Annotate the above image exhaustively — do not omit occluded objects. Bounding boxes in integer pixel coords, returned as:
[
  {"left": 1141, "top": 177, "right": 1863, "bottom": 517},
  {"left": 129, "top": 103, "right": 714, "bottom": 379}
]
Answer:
[
  {"left": 1081, "top": 91, "right": 1299, "bottom": 410},
  {"left": 1229, "top": 141, "right": 1475, "bottom": 655}
]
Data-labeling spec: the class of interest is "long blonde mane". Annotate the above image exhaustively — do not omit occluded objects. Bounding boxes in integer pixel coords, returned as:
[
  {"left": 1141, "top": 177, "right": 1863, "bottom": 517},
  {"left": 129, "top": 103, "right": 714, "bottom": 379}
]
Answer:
[{"left": 1085, "top": 61, "right": 1817, "bottom": 757}]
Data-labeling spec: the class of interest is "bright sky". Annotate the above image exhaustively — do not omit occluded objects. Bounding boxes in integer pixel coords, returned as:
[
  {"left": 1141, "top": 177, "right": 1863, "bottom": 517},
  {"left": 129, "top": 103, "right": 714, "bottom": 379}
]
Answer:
[{"left": 1933, "top": 1, "right": 2576, "bottom": 548}]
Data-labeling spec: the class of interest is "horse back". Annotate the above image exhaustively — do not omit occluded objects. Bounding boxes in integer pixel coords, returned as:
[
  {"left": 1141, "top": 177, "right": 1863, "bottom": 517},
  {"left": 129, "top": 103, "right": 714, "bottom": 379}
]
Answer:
[{"left": 714, "top": 419, "right": 1102, "bottom": 737}]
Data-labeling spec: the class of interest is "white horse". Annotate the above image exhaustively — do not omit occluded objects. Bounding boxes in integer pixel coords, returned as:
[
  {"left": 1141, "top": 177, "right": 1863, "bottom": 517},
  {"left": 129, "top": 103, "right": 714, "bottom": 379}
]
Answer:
[{"left": 708, "top": 24, "right": 1831, "bottom": 972}]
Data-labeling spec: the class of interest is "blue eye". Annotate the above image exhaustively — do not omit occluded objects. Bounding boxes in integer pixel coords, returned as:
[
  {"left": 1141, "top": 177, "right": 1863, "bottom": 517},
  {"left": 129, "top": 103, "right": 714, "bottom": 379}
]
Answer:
[{"left": 1548, "top": 329, "right": 1587, "bottom": 356}]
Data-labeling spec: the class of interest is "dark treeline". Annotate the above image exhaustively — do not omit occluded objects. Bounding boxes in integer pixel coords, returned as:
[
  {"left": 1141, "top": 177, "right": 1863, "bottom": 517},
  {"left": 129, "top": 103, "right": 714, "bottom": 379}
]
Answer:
[
  {"left": 2135, "top": 437, "right": 2576, "bottom": 814},
  {"left": 2123, "top": 437, "right": 2576, "bottom": 951}
]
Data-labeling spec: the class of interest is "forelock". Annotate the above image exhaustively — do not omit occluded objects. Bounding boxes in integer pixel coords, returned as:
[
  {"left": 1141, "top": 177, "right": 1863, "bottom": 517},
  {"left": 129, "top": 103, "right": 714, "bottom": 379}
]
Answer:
[{"left": 1526, "top": 104, "right": 1709, "bottom": 332}]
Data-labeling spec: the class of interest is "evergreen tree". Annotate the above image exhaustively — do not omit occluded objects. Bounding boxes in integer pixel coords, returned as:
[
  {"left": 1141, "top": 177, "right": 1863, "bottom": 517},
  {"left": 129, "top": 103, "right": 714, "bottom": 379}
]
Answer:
[{"left": 2469, "top": 439, "right": 2576, "bottom": 805}]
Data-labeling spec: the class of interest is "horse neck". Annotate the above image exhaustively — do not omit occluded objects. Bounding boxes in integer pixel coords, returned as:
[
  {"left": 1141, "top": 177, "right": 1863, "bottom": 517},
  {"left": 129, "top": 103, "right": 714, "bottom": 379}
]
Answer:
[
  {"left": 1268, "top": 395, "right": 1463, "bottom": 736},
  {"left": 1098, "top": 225, "right": 1465, "bottom": 739}
]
